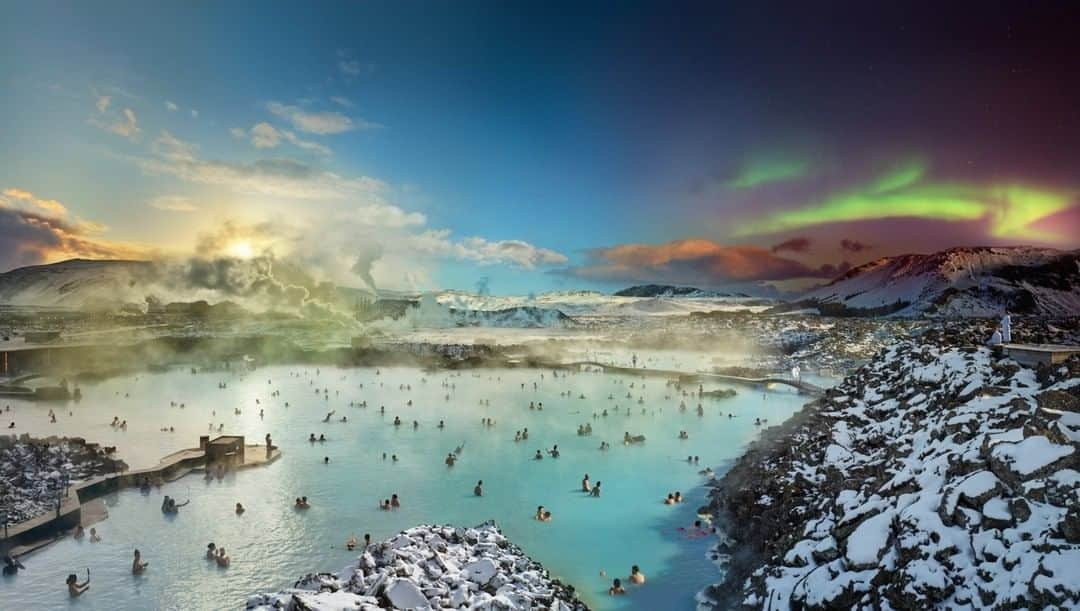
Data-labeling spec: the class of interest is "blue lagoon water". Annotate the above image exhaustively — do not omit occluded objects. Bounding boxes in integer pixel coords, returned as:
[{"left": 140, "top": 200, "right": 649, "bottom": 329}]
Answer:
[{"left": 0, "top": 365, "right": 813, "bottom": 610}]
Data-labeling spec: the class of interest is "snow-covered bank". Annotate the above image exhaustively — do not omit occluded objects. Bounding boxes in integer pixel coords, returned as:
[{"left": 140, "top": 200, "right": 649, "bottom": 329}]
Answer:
[
  {"left": 248, "top": 522, "right": 588, "bottom": 611},
  {"left": 0, "top": 435, "right": 123, "bottom": 524},
  {"left": 702, "top": 321, "right": 1080, "bottom": 609}
]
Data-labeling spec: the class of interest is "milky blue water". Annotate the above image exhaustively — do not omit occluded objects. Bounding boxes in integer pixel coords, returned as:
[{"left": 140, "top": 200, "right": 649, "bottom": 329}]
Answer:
[{"left": 0, "top": 365, "right": 814, "bottom": 610}]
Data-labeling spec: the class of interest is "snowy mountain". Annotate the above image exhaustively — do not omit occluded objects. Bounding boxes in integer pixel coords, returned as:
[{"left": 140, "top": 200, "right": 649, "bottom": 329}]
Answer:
[
  {"left": 0, "top": 259, "right": 155, "bottom": 309},
  {"left": 613, "top": 284, "right": 750, "bottom": 298},
  {"left": 796, "top": 246, "right": 1080, "bottom": 317}
]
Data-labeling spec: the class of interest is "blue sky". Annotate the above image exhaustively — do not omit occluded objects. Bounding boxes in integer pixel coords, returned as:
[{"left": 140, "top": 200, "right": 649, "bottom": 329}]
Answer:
[{"left": 2, "top": 2, "right": 1077, "bottom": 294}]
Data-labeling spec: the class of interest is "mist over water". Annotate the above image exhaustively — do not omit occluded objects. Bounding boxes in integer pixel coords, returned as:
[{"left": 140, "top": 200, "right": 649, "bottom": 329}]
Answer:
[{"left": 1, "top": 364, "right": 813, "bottom": 610}]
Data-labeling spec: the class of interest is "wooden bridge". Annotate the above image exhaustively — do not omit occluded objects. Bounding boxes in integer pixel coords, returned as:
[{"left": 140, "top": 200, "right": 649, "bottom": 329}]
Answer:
[{"left": 556, "top": 361, "right": 826, "bottom": 397}]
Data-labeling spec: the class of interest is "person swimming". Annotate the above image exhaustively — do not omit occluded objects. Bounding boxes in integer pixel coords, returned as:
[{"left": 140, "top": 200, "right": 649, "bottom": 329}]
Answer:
[
  {"left": 445, "top": 453, "right": 456, "bottom": 466},
  {"left": 132, "top": 549, "right": 148, "bottom": 574},
  {"left": 3, "top": 555, "right": 25, "bottom": 576},
  {"left": 391, "top": 494, "right": 400, "bottom": 507},
  {"left": 474, "top": 480, "right": 483, "bottom": 496},
  {"left": 66, "top": 572, "right": 90, "bottom": 596},
  {"left": 346, "top": 534, "right": 358, "bottom": 551},
  {"left": 535, "top": 506, "right": 552, "bottom": 522},
  {"left": 629, "top": 564, "right": 645, "bottom": 584},
  {"left": 591, "top": 481, "right": 601, "bottom": 497},
  {"left": 215, "top": 547, "right": 230, "bottom": 567},
  {"left": 206, "top": 543, "right": 217, "bottom": 559},
  {"left": 235, "top": 502, "right": 245, "bottom": 515},
  {"left": 582, "top": 474, "right": 591, "bottom": 492},
  {"left": 534, "top": 449, "right": 543, "bottom": 460},
  {"left": 89, "top": 528, "right": 101, "bottom": 542},
  {"left": 380, "top": 499, "right": 391, "bottom": 511},
  {"left": 608, "top": 578, "right": 626, "bottom": 595}
]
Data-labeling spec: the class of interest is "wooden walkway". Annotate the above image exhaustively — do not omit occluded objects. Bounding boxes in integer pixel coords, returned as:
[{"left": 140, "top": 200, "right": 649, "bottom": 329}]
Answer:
[
  {"left": 558, "top": 361, "right": 826, "bottom": 396},
  {"left": 3, "top": 444, "right": 281, "bottom": 555}
]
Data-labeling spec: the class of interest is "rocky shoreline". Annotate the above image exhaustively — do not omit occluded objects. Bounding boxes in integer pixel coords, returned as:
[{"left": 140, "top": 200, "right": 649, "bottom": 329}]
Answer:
[
  {"left": 0, "top": 435, "right": 124, "bottom": 525},
  {"left": 700, "top": 319, "right": 1080, "bottom": 609},
  {"left": 248, "top": 521, "right": 588, "bottom": 611}
]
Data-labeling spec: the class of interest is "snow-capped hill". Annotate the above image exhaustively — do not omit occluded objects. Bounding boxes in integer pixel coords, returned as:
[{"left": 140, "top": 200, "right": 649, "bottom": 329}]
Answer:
[
  {"left": 433, "top": 289, "right": 770, "bottom": 317},
  {"left": 0, "top": 259, "right": 154, "bottom": 309},
  {"left": 614, "top": 284, "right": 744, "bottom": 298},
  {"left": 450, "top": 305, "right": 571, "bottom": 328},
  {"left": 800, "top": 246, "right": 1079, "bottom": 317}
]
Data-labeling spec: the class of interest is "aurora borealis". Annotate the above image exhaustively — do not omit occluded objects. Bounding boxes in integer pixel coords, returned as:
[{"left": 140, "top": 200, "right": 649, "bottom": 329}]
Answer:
[
  {"left": 737, "top": 161, "right": 1074, "bottom": 241},
  {"left": 1, "top": 2, "right": 1078, "bottom": 293}
]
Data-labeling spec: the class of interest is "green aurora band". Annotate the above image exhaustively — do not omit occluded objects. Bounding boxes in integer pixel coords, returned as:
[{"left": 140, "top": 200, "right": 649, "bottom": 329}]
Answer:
[
  {"left": 737, "top": 160, "right": 1074, "bottom": 241},
  {"left": 729, "top": 156, "right": 811, "bottom": 189}
]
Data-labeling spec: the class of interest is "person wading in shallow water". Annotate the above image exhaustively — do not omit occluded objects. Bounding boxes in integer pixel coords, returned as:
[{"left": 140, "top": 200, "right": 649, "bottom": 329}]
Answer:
[
  {"left": 132, "top": 549, "right": 148, "bottom": 574},
  {"left": 66, "top": 572, "right": 90, "bottom": 596}
]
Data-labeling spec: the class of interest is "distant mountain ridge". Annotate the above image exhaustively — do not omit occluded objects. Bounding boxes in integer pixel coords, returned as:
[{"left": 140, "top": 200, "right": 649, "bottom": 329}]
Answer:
[
  {"left": 794, "top": 246, "right": 1080, "bottom": 317},
  {"left": 613, "top": 284, "right": 748, "bottom": 298}
]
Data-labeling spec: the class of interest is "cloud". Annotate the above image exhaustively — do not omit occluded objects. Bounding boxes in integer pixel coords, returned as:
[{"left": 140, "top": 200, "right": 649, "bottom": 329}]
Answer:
[
  {"left": 840, "top": 238, "right": 872, "bottom": 252},
  {"left": 91, "top": 107, "right": 141, "bottom": 141},
  {"left": 330, "top": 96, "right": 353, "bottom": 108},
  {"left": 405, "top": 232, "right": 569, "bottom": 269},
  {"left": 2, "top": 188, "right": 69, "bottom": 217},
  {"left": 0, "top": 204, "right": 148, "bottom": 271},
  {"left": 250, "top": 122, "right": 281, "bottom": 148},
  {"left": 339, "top": 59, "right": 363, "bottom": 77},
  {"left": 148, "top": 195, "right": 198, "bottom": 212},
  {"left": 557, "top": 238, "right": 844, "bottom": 287},
  {"left": 191, "top": 109, "right": 198, "bottom": 118},
  {"left": 95, "top": 95, "right": 111, "bottom": 114},
  {"left": 281, "top": 130, "right": 332, "bottom": 156},
  {"left": 268, "top": 101, "right": 380, "bottom": 135},
  {"left": 229, "top": 123, "right": 332, "bottom": 156},
  {"left": 152, "top": 130, "right": 197, "bottom": 161},
  {"left": 770, "top": 237, "right": 811, "bottom": 253},
  {"left": 136, "top": 130, "right": 374, "bottom": 199},
  {"left": 165, "top": 101, "right": 178, "bottom": 112}
]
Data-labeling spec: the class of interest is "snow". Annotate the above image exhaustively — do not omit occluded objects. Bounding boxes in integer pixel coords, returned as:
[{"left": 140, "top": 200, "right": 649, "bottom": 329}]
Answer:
[
  {"left": 844, "top": 511, "right": 894, "bottom": 568},
  {"left": 991, "top": 435, "right": 1074, "bottom": 477},
  {"left": 706, "top": 334, "right": 1080, "bottom": 610},
  {"left": 249, "top": 522, "right": 585, "bottom": 611},
  {"left": 800, "top": 246, "right": 1080, "bottom": 317}
]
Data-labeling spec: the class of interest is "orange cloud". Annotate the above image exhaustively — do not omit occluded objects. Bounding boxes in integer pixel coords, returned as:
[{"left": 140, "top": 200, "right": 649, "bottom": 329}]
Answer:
[
  {"left": 0, "top": 205, "right": 151, "bottom": 271},
  {"left": 559, "top": 238, "right": 847, "bottom": 286},
  {"left": 2, "top": 187, "right": 69, "bottom": 217}
]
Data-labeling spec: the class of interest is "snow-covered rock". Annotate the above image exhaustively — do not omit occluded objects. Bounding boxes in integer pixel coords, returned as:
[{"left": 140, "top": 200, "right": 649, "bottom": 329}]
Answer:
[
  {"left": 702, "top": 321, "right": 1080, "bottom": 609},
  {"left": 248, "top": 522, "right": 586, "bottom": 611}
]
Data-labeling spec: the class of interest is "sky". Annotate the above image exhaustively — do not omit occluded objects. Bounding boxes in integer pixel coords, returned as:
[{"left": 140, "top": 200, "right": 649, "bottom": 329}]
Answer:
[{"left": 1, "top": 1, "right": 1078, "bottom": 295}]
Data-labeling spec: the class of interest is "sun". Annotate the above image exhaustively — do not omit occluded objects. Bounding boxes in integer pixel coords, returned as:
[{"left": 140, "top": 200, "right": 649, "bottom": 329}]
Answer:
[{"left": 226, "top": 240, "right": 255, "bottom": 259}]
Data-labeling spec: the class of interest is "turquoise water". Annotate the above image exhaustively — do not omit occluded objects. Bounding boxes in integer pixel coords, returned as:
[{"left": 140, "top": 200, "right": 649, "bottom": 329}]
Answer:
[{"left": 0, "top": 365, "right": 811, "bottom": 610}]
